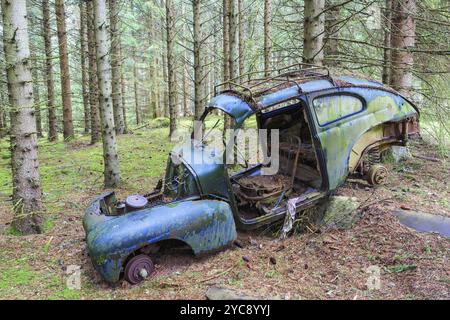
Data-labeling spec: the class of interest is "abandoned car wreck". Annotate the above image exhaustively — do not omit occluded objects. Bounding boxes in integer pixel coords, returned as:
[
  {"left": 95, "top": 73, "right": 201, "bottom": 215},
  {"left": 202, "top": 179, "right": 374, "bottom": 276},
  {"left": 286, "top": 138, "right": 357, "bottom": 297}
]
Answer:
[{"left": 83, "top": 64, "right": 420, "bottom": 284}]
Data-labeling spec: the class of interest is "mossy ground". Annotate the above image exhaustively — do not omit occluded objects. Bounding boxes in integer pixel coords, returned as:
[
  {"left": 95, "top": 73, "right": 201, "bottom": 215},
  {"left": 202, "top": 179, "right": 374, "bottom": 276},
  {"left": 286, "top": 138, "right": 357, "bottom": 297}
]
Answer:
[{"left": 0, "top": 117, "right": 448, "bottom": 300}]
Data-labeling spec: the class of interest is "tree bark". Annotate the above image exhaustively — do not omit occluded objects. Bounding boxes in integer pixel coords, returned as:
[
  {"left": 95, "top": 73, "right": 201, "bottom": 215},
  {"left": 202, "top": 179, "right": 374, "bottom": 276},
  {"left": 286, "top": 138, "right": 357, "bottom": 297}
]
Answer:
[
  {"left": 223, "top": 0, "right": 230, "bottom": 83},
  {"left": 228, "top": 0, "right": 238, "bottom": 80},
  {"left": 87, "top": 0, "right": 101, "bottom": 144},
  {"left": 166, "top": 0, "right": 177, "bottom": 136},
  {"left": 154, "top": 53, "right": 162, "bottom": 118},
  {"left": 55, "top": 0, "right": 74, "bottom": 140},
  {"left": 159, "top": 0, "right": 169, "bottom": 119},
  {"left": 162, "top": 49, "right": 169, "bottom": 118},
  {"left": 30, "top": 52, "right": 43, "bottom": 138},
  {"left": 1, "top": 0, "right": 43, "bottom": 234},
  {"left": 28, "top": 11, "right": 43, "bottom": 139},
  {"left": 390, "top": 0, "right": 416, "bottom": 96},
  {"left": 145, "top": 10, "right": 157, "bottom": 120},
  {"left": 303, "top": 0, "right": 325, "bottom": 65},
  {"left": 193, "top": 0, "right": 204, "bottom": 120},
  {"left": 133, "top": 61, "right": 141, "bottom": 125},
  {"left": 264, "top": 0, "right": 271, "bottom": 76},
  {"left": 224, "top": 0, "right": 238, "bottom": 131},
  {"left": 119, "top": 41, "right": 128, "bottom": 133},
  {"left": 204, "top": 47, "right": 211, "bottom": 103},
  {"left": 80, "top": 0, "right": 90, "bottom": 134},
  {"left": 93, "top": 0, "right": 121, "bottom": 188},
  {"left": 108, "top": 0, "right": 125, "bottom": 134},
  {"left": 181, "top": 4, "right": 189, "bottom": 117},
  {"left": 182, "top": 45, "right": 189, "bottom": 116},
  {"left": 238, "top": 0, "right": 244, "bottom": 80},
  {"left": 0, "top": 87, "right": 5, "bottom": 137},
  {"left": 324, "top": 0, "right": 340, "bottom": 67},
  {"left": 382, "top": 0, "right": 393, "bottom": 85},
  {"left": 42, "top": 0, "right": 57, "bottom": 142}
]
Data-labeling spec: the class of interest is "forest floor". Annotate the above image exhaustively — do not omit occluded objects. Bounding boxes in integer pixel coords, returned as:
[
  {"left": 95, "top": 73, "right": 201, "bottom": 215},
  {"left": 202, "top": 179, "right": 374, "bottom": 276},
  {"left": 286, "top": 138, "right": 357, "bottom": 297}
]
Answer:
[{"left": 0, "top": 118, "right": 449, "bottom": 300}]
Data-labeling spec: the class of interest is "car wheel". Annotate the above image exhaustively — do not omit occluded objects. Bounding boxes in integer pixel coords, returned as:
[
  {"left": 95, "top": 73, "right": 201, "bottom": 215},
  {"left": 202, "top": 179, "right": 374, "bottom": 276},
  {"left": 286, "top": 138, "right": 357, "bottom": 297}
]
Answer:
[
  {"left": 367, "top": 164, "right": 388, "bottom": 186},
  {"left": 124, "top": 254, "right": 155, "bottom": 284}
]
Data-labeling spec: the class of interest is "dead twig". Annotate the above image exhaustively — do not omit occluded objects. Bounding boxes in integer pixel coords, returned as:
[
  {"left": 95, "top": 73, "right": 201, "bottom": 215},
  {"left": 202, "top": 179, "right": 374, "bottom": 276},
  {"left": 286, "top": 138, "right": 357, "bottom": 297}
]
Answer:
[{"left": 359, "top": 197, "right": 394, "bottom": 211}]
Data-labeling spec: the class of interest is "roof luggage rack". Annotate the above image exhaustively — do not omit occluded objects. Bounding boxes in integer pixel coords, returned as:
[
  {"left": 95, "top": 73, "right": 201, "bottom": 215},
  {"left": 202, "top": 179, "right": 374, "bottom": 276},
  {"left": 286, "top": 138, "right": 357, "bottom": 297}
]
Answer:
[{"left": 214, "top": 63, "right": 335, "bottom": 107}]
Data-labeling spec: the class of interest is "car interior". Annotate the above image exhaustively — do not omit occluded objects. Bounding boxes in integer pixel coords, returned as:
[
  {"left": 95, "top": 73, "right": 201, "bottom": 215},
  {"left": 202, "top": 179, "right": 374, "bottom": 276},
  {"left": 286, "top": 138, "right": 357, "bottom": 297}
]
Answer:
[{"left": 231, "top": 100, "right": 323, "bottom": 220}]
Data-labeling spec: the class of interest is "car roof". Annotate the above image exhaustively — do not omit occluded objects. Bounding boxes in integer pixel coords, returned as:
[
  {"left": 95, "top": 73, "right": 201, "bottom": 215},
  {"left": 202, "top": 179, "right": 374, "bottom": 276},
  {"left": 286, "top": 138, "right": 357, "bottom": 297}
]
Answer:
[{"left": 209, "top": 64, "right": 410, "bottom": 123}]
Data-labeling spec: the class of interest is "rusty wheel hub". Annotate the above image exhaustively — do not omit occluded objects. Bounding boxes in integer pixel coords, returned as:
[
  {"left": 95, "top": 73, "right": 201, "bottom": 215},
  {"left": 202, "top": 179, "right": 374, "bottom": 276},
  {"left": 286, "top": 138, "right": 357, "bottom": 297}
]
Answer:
[
  {"left": 124, "top": 254, "right": 155, "bottom": 285},
  {"left": 367, "top": 164, "right": 388, "bottom": 185}
]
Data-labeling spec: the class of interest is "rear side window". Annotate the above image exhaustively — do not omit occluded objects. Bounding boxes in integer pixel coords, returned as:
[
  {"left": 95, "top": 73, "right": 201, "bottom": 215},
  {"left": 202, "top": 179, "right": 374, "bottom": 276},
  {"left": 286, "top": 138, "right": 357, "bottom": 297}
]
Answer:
[{"left": 313, "top": 94, "right": 364, "bottom": 126}]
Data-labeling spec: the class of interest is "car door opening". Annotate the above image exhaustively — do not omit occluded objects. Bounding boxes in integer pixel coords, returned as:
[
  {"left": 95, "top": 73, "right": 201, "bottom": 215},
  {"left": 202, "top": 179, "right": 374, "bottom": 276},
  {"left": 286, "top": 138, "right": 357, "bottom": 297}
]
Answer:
[{"left": 231, "top": 101, "right": 323, "bottom": 221}]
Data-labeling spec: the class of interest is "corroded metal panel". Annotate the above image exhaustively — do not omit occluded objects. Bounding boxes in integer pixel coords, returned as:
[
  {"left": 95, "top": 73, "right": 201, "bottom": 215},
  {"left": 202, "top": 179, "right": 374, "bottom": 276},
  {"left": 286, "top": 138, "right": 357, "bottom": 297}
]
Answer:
[
  {"left": 84, "top": 199, "right": 236, "bottom": 283},
  {"left": 312, "top": 88, "right": 418, "bottom": 189}
]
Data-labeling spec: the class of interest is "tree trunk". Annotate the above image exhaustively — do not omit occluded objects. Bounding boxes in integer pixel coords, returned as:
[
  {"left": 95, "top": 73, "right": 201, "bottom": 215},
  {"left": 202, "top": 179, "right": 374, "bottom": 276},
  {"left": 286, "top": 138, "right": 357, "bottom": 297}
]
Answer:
[
  {"left": 133, "top": 62, "right": 141, "bottom": 125},
  {"left": 193, "top": 0, "right": 204, "bottom": 120},
  {"left": 109, "top": 0, "right": 125, "bottom": 134},
  {"left": 204, "top": 43, "right": 211, "bottom": 103},
  {"left": 159, "top": 0, "right": 169, "bottom": 119},
  {"left": 0, "top": 77, "right": 7, "bottom": 133},
  {"left": 0, "top": 87, "right": 5, "bottom": 137},
  {"left": 87, "top": 0, "right": 101, "bottom": 144},
  {"left": 382, "top": 0, "right": 393, "bottom": 85},
  {"left": 166, "top": 0, "right": 177, "bottom": 136},
  {"left": 238, "top": 0, "right": 244, "bottom": 79},
  {"left": 264, "top": 0, "right": 271, "bottom": 76},
  {"left": 154, "top": 55, "right": 162, "bottom": 118},
  {"left": 119, "top": 41, "right": 128, "bottom": 133},
  {"left": 162, "top": 50, "right": 169, "bottom": 118},
  {"left": 303, "top": 0, "right": 325, "bottom": 65},
  {"left": 28, "top": 11, "right": 43, "bottom": 139},
  {"left": 93, "top": 0, "right": 121, "bottom": 188},
  {"left": 146, "top": 10, "right": 158, "bottom": 120},
  {"left": 390, "top": 0, "right": 416, "bottom": 96},
  {"left": 55, "top": 0, "right": 74, "bottom": 140},
  {"left": 42, "top": 0, "right": 57, "bottom": 142},
  {"left": 224, "top": 0, "right": 238, "bottom": 131},
  {"left": 1, "top": 0, "right": 43, "bottom": 234},
  {"left": 324, "top": 0, "right": 340, "bottom": 67},
  {"left": 80, "top": 0, "right": 90, "bottom": 134},
  {"left": 223, "top": 0, "right": 230, "bottom": 83},
  {"left": 31, "top": 52, "right": 43, "bottom": 138},
  {"left": 228, "top": 0, "right": 238, "bottom": 80},
  {"left": 180, "top": 4, "right": 189, "bottom": 118},
  {"left": 182, "top": 52, "right": 189, "bottom": 116}
]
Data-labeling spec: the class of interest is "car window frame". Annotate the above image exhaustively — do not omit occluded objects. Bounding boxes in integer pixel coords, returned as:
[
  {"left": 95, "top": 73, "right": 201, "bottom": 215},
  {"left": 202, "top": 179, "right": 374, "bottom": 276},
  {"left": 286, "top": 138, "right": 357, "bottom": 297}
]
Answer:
[{"left": 312, "top": 92, "right": 366, "bottom": 127}]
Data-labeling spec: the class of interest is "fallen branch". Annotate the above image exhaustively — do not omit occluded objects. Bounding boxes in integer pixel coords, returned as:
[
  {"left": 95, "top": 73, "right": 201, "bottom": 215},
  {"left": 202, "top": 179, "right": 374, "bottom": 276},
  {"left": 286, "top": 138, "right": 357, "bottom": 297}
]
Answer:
[
  {"left": 131, "top": 122, "right": 151, "bottom": 131},
  {"left": 197, "top": 263, "right": 237, "bottom": 283},
  {"left": 157, "top": 262, "right": 238, "bottom": 288},
  {"left": 359, "top": 197, "right": 394, "bottom": 211},
  {"left": 413, "top": 154, "right": 441, "bottom": 162}
]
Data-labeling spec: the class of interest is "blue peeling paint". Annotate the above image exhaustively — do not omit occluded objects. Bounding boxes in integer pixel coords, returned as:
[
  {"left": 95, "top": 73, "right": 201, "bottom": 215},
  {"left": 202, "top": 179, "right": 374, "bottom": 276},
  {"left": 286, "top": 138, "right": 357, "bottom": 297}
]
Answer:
[
  {"left": 208, "top": 94, "right": 254, "bottom": 126},
  {"left": 84, "top": 198, "right": 237, "bottom": 283}
]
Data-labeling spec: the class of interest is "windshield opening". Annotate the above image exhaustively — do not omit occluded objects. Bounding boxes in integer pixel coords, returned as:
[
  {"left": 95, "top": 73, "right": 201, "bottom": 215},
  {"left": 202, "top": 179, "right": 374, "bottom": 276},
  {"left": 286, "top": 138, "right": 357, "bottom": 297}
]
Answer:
[{"left": 196, "top": 109, "right": 236, "bottom": 149}]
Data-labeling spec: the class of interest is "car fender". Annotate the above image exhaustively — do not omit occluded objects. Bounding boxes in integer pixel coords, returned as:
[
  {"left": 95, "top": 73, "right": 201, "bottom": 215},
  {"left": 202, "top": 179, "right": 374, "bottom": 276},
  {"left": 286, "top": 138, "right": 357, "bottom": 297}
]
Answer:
[{"left": 85, "top": 199, "right": 237, "bottom": 283}]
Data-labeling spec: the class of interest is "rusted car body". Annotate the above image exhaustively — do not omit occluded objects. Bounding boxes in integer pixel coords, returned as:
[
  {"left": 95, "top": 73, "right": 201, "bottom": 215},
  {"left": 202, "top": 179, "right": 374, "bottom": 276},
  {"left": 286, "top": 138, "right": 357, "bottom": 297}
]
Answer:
[{"left": 83, "top": 64, "right": 419, "bottom": 284}]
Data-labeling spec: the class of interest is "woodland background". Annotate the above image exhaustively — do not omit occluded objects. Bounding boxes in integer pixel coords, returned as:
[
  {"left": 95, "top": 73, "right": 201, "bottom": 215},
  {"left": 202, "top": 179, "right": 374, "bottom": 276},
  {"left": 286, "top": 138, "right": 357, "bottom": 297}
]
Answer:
[{"left": 0, "top": 0, "right": 448, "bottom": 300}]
